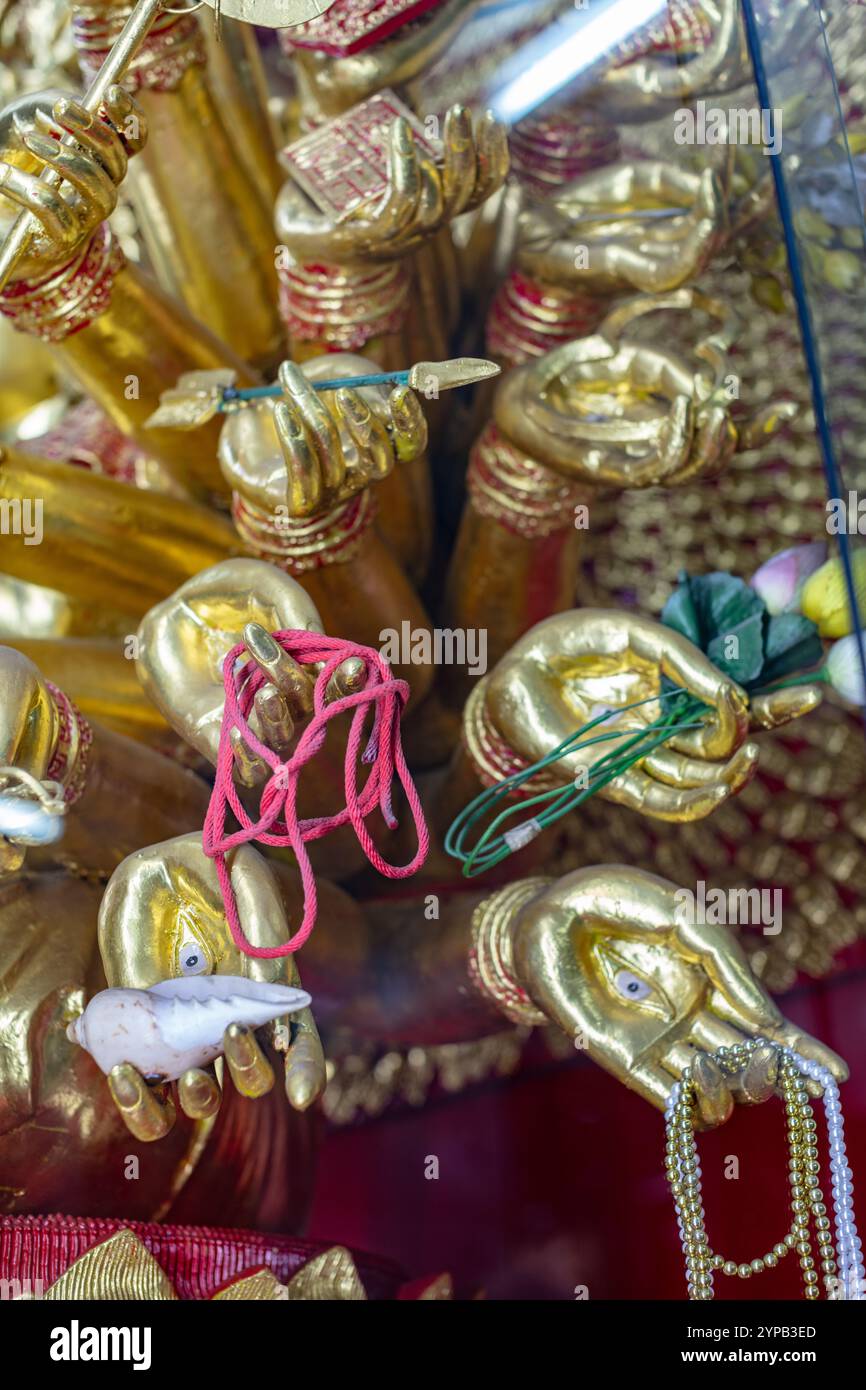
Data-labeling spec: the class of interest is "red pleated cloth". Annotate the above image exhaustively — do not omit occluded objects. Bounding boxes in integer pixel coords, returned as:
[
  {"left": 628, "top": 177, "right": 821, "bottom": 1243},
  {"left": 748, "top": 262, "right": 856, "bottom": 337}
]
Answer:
[{"left": 0, "top": 1214, "right": 414, "bottom": 1301}]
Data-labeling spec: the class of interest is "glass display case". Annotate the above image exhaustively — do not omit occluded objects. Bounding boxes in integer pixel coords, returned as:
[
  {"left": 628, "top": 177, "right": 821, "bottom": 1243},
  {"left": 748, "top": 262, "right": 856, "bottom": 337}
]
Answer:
[{"left": 0, "top": 0, "right": 865, "bottom": 1321}]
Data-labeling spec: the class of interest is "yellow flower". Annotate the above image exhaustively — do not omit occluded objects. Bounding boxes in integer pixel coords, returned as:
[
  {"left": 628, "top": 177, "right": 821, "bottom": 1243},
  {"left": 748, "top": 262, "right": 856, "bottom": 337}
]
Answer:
[{"left": 801, "top": 550, "right": 866, "bottom": 637}]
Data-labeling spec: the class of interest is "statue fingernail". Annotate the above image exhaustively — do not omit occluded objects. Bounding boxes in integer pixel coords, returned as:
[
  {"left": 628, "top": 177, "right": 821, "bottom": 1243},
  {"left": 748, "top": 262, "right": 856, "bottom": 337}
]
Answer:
[
  {"left": 108, "top": 1065, "right": 141, "bottom": 1108},
  {"left": 244, "top": 622, "right": 280, "bottom": 663},
  {"left": 286, "top": 1061, "right": 319, "bottom": 1111}
]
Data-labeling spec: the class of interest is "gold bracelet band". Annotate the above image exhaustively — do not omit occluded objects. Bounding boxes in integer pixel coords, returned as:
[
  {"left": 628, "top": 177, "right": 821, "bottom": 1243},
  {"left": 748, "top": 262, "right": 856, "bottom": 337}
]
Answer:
[
  {"left": 0, "top": 225, "right": 125, "bottom": 344},
  {"left": 45, "top": 682, "right": 93, "bottom": 808},
  {"left": 73, "top": 5, "right": 206, "bottom": 92},
  {"left": 486, "top": 270, "right": 604, "bottom": 367},
  {"left": 509, "top": 114, "right": 620, "bottom": 194},
  {"left": 469, "top": 877, "right": 551, "bottom": 1026},
  {"left": 231, "top": 488, "right": 376, "bottom": 574},
  {"left": 278, "top": 258, "right": 410, "bottom": 351},
  {"left": 467, "top": 423, "right": 587, "bottom": 540},
  {"left": 462, "top": 678, "right": 565, "bottom": 793}
]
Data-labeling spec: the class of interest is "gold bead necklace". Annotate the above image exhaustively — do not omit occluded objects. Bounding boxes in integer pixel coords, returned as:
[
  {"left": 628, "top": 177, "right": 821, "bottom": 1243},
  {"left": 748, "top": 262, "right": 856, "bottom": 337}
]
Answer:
[{"left": 665, "top": 1038, "right": 860, "bottom": 1300}]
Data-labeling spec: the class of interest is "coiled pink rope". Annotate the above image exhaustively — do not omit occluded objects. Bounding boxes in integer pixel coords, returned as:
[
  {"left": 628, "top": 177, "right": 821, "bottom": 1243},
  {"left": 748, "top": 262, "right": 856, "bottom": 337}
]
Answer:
[{"left": 202, "top": 630, "right": 429, "bottom": 958}]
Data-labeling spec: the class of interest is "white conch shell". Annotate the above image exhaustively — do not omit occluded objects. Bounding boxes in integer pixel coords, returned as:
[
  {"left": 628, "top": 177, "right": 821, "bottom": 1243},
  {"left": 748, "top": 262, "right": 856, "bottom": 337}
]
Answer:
[{"left": 67, "top": 974, "right": 311, "bottom": 1081}]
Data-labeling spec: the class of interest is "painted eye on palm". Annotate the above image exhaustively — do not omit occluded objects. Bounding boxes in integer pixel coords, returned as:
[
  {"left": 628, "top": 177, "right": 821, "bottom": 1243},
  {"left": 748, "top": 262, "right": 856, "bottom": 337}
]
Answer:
[
  {"left": 177, "top": 938, "right": 210, "bottom": 977},
  {"left": 614, "top": 969, "right": 653, "bottom": 1004}
]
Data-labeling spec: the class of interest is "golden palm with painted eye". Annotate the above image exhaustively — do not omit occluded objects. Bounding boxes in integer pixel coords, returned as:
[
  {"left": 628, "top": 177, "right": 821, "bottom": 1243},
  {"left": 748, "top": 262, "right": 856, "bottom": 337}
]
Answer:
[
  {"left": 98, "top": 831, "right": 325, "bottom": 1143},
  {"left": 506, "top": 865, "right": 847, "bottom": 1128}
]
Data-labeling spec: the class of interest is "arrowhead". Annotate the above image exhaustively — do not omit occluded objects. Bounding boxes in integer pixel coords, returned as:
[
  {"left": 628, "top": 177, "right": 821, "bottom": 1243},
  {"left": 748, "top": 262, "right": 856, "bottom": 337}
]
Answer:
[{"left": 407, "top": 357, "right": 501, "bottom": 393}]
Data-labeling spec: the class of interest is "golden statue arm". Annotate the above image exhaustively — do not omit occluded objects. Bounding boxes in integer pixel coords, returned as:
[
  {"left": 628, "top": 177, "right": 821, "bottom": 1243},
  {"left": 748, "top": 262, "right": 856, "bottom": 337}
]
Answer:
[
  {"left": 69, "top": 0, "right": 283, "bottom": 370},
  {"left": 7, "top": 637, "right": 173, "bottom": 747},
  {"left": 0, "top": 446, "right": 239, "bottom": 622},
  {"left": 274, "top": 106, "right": 508, "bottom": 579},
  {"left": 57, "top": 260, "right": 257, "bottom": 501}
]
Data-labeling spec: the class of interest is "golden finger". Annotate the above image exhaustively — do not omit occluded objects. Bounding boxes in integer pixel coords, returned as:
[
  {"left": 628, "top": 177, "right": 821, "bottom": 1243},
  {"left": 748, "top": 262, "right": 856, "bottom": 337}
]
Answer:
[
  {"left": 377, "top": 117, "right": 421, "bottom": 241},
  {"left": 284, "top": 1028, "right": 327, "bottom": 1112},
  {"left": 274, "top": 398, "right": 324, "bottom": 517},
  {"left": 626, "top": 620, "right": 749, "bottom": 762},
  {"left": 336, "top": 388, "right": 392, "bottom": 480},
  {"left": 108, "top": 1063, "right": 176, "bottom": 1142},
  {"left": 230, "top": 727, "right": 266, "bottom": 787},
  {"left": 389, "top": 385, "right": 428, "bottom": 461},
  {"left": 51, "top": 95, "right": 127, "bottom": 186},
  {"left": 667, "top": 403, "right": 732, "bottom": 487},
  {"left": 604, "top": 763, "right": 730, "bottom": 822},
  {"left": 416, "top": 156, "right": 445, "bottom": 234},
  {"left": 224, "top": 1023, "right": 275, "bottom": 1098},
  {"left": 177, "top": 1067, "right": 222, "bottom": 1120},
  {"left": 279, "top": 361, "right": 343, "bottom": 493},
  {"left": 689, "top": 1050, "right": 735, "bottom": 1129},
  {"left": 735, "top": 1040, "right": 778, "bottom": 1105},
  {"left": 442, "top": 105, "right": 476, "bottom": 217},
  {"left": 473, "top": 110, "right": 510, "bottom": 206},
  {"left": 624, "top": 1055, "right": 684, "bottom": 1111},
  {"left": 325, "top": 656, "right": 367, "bottom": 702},
  {"left": 23, "top": 131, "right": 117, "bottom": 221},
  {"left": 243, "top": 622, "right": 314, "bottom": 718},
  {"left": 253, "top": 685, "right": 294, "bottom": 758},
  {"left": 643, "top": 741, "right": 758, "bottom": 792},
  {"left": 688, "top": 1013, "right": 750, "bottom": 1056},
  {"left": 750, "top": 683, "right": 823, "bottom": 729},
  {"left": 0, "top": 160, "right": 78, "bottom": 245},
  {"left": 335, "top": 387, "right": 373, "bottom": 448},
  {"left": 666, "top": 680, "right": 749, "bottom": 762},
  {"left": 768, "top": 1023, "right": 848, "bottom": 1086},
  {"left": 104, "top": 84, "right": 148, "bottom": 156}
]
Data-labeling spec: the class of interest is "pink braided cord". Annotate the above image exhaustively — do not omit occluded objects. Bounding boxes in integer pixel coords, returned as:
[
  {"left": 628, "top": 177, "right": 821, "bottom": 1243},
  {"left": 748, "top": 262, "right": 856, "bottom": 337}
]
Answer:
[{"left": 202, "top": 631, "right": 429, "bottom": 958}]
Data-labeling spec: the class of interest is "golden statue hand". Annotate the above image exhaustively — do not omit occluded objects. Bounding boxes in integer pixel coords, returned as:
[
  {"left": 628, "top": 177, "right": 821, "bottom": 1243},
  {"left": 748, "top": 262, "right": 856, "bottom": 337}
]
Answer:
[
  {"left": 98, "top": 832, "right": 326, "bottom": 1142},
  {"left": 486, "top": 608, "right": 761, "bottom": 823},
  {"left": 517, "top": 163, "right": 724, "bottom": 295},
  {"left": 136, "top": 559, "right": 315, "bottom": 785},
  {"left": 507, "top": 865, "right": 847, "bottom": 1127},
  {"left": 137, "top": 559, "right": 365, "bottom": 787},
  {"left": 0, "top": 86, "right": 147, "bottom": 281},
  {"left": 0, "top": 646, "right": 60, "bottom": 872},
  {"left": 274, "top": 107, "right": 508, "bottom": 266},
  {"left": 493, "top": 292, "right": 796, "bottom": 489},
  {"left": 219, "top": 354, "right": 427, "bottom": 521}
]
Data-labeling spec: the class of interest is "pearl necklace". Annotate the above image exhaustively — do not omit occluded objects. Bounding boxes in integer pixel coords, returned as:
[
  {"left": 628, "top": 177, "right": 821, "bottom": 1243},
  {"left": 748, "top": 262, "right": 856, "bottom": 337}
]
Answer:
[{"left": 664, "top": 1037, "right": 864, "bottom": 1300}]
